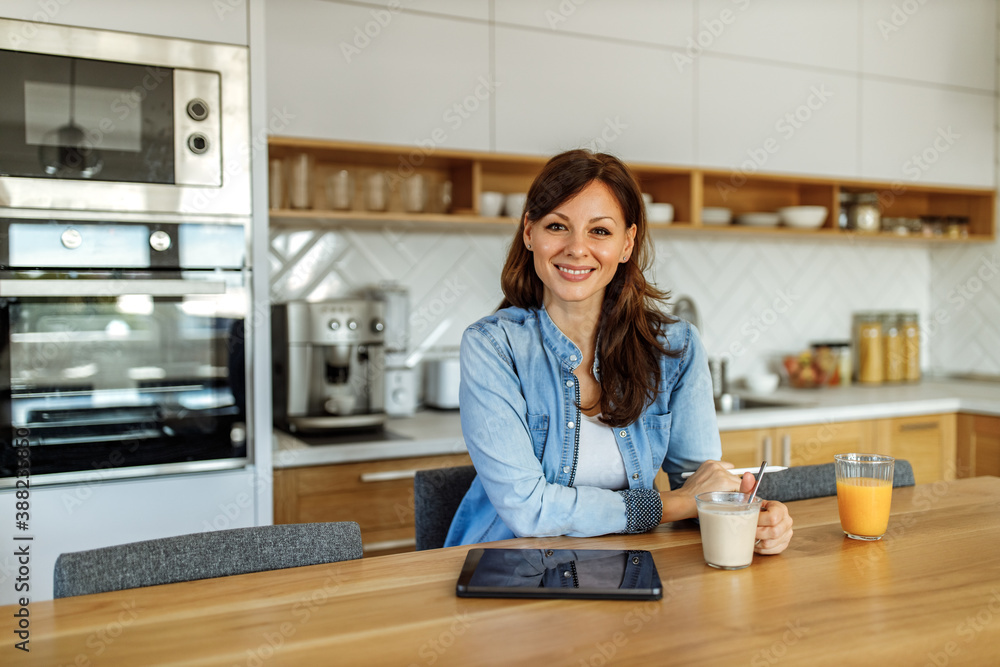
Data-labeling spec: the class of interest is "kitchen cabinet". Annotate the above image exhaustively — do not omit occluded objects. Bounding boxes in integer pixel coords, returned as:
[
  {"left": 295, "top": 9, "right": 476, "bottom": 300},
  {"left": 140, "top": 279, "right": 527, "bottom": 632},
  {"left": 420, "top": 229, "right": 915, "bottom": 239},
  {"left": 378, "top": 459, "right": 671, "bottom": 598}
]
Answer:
[
  {"left": 718, "top": 414, "right": 957, "bottom": 485},
  {"left": 273, "top": 453, "right": 472, "bottom": 557},
  {"left": 494, "top": 25, "right": 691, "bottom": 163},
  {"left": 956, "top": 413, "right": 1000, "bottom": 478},
  {"left": 720, "top": 420, "right": 876, "bottom": 469},
  {"left": 268, "top": 137, "right": 995, "bottom": 242},
  {"left": 875, "top": 413, "right": 957, "bottom": 485},
  {"left": 265, "top": 1, "right": 490, "bottom": 149}
]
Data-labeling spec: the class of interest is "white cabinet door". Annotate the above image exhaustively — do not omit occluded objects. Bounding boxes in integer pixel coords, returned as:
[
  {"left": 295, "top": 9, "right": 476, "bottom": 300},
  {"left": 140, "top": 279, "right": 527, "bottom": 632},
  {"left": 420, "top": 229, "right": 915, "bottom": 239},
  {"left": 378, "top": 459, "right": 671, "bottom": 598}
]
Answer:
[
  {"left": 860, "top": 79, "right": 994, "bottom": 187},
  {"left": 0, "top": 469, "right": 257, "bottom": 604},
  {"left": 695, "top": 0, "right": 859, "bottom": 72},
  {"left": 265, "top": 0, "right": 491, "bottom": 150},
  {"left": 0, "top": 0, "right": 248, "bottom": 45},
  {"left": 494, "top": 25, "right": 693, "bottom": 164},
  {"left": 861, "top": 0, "right": 996, "bottom": 91},
  {"left": 698, "top": 57, "right": 858, "bottom": 178},
  {"left": 496, "top": 0, "right": 694, "bottom": 48}
]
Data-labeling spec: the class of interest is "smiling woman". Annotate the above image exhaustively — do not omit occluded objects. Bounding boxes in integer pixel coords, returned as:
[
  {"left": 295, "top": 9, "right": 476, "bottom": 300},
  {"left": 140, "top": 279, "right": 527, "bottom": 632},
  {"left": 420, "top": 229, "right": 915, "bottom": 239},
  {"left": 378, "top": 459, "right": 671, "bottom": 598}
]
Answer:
[{"left": 443, "top": 149, "right": 794, "bottom": 552}]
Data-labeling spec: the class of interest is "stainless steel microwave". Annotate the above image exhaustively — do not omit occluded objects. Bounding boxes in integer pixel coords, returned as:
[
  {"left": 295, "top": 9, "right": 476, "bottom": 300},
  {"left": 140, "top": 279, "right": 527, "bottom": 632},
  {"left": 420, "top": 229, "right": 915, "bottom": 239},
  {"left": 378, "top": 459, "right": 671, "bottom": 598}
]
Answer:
[{"left": 0, "top": 18, "right": 250, "bottom": 218}]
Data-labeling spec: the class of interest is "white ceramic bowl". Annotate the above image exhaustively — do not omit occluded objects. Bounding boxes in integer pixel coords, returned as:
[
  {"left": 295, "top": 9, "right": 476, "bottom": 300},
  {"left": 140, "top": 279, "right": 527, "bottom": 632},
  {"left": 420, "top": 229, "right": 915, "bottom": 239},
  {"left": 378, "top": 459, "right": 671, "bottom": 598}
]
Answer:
[
  {"left": 745, "top": 373, "right": 780, "bottom": 394},
  {"left": 646, "top": 202, "right": 674, "bottom": 224},
  {"left": 641, "top": 193, "right": 654, "bottom": 205},
  {"left": 701, "top": 207, "right": 732, "bottom": 225},
  {"left": 736, "top": 212, "right": 781, "bottom": 227},
  {"left": 778, "top": 205, "right": 828, "bottom": 229},
  {"left": 504, "top": 193, "right": 527, "bottom": 219},
  {"left": 479, "top": 191, "right": 504, "bottom": 217}
]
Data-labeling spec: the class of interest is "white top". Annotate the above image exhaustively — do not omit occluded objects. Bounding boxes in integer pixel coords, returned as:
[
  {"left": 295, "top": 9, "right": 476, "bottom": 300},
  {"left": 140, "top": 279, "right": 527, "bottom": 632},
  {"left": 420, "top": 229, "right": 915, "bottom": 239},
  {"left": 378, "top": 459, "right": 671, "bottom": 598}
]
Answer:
[{"left": 573, "top": 412, "right": 629, "bottom": 491}]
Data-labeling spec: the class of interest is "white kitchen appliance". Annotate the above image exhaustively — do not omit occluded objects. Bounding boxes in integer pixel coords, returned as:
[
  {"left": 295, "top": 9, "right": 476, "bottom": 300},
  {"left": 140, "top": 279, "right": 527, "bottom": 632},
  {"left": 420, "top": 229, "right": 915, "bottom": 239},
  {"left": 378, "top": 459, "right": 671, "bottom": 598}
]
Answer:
[
  {"left": 424, "top": 357, "right": 461, "bottom": 409},
  {"left": 370, "top": 282, "right": 418, "bottom": 417}
]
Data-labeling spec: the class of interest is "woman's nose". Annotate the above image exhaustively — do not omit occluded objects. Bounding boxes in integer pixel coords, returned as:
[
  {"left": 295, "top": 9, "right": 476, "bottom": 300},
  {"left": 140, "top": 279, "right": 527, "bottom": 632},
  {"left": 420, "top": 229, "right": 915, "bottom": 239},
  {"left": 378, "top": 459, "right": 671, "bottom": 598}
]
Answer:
[{"left": 564, "top": 231, "right": 588, "bottom": 256}]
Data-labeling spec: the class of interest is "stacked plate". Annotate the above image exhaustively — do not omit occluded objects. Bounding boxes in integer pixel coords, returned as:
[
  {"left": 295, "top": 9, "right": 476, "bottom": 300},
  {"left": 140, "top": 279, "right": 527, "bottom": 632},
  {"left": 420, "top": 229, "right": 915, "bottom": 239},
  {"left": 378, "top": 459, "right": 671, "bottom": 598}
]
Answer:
[
  {"left": 701, "top": 207, "right": 732, "bottom": 225},
  {"left": 736, "top": 212, "right": 780, "bottom": 227}
]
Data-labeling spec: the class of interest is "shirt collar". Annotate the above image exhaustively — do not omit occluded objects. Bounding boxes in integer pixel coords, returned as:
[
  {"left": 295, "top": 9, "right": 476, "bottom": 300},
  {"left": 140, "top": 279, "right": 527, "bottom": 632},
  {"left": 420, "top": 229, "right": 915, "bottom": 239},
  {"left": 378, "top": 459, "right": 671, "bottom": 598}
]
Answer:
[{"left": 538, "top": 306, "right": 600, "bottom": 379}]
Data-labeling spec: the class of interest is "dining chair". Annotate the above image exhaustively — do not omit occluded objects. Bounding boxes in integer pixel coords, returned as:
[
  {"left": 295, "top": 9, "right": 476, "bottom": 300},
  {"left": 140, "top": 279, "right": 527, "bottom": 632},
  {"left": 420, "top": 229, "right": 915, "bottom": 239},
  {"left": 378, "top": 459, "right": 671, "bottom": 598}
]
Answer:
[
  {"left": 413, "top": 465, "right": 477, "bottom": 550},
  {"left": 53, "top": 521, "right": 363, "bottom": 598},
  {"left": 754, "top": 459, "right": 915, "bottom": 503}
]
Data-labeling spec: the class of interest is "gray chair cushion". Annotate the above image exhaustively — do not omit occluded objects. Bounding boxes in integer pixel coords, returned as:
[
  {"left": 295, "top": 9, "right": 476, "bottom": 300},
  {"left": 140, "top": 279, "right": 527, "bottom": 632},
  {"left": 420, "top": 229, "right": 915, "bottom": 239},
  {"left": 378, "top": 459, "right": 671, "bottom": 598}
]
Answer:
[
  {"left": 414, "top": 465, "right": 477, "bottom": 550},
  {"left": 755, "top": 459, "right": 915, "bottom": 503},
  {"left": 53, "top": 521, "right": 362, "bottom": 598}
]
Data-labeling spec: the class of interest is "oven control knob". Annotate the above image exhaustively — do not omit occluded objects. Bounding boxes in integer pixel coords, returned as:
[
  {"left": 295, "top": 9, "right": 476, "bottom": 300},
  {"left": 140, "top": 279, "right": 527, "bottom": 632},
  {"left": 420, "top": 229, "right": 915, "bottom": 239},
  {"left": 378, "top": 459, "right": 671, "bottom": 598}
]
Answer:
[
  {"left": 187, "top": 133, "right": 210, "bottom": 155},
  {"left": 149, "top": 231, "right": 172, "bottom": 252},
  {"left": 60, "top": 228, "right": 82, "bottom": 250},
  {"left": 371, "top": 319, "right": 384, "bottom": 333},
  {"left": 347, "top": 319, "right": 358, "bottom": 331},
  {"left": 328, "top": 319, "right": 341, "bottom": 331},
  {"left": 186, "top": 98, "right": 210, "bottom": 121}
]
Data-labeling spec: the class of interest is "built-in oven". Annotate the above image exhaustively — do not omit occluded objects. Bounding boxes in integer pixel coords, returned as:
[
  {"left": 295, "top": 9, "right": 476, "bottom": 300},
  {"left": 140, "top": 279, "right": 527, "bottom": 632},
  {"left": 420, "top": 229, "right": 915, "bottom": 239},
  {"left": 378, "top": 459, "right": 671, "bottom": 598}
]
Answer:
[
  {"left": 0, "top": 17, "right": 249, "bottom": 217},
  {"left": 0, "top": 219, "right": 249, "bottom": 486}
]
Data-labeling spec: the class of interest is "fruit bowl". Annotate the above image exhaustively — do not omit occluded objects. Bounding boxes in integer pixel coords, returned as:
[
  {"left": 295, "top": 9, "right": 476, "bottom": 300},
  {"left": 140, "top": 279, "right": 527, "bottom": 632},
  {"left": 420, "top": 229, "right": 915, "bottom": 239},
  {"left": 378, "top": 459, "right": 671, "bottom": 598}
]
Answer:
[{"left": 781, "top": 350, "right": 841, "bottom": 388}]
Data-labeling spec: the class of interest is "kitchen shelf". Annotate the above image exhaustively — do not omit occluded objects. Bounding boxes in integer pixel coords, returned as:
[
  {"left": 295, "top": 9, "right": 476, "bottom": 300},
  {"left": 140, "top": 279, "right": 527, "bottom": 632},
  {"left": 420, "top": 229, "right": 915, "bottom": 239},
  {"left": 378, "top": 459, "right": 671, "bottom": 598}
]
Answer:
[{"left": 268, "top": 137, "right": 996, "bottom": 242}]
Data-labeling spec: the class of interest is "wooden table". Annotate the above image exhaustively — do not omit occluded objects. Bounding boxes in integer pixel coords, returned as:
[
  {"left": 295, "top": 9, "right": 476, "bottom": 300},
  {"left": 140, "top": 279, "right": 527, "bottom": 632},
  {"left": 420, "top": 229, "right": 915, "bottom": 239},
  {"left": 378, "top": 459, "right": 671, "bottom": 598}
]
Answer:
[{"left": 8, "top": 477, "right": 1000, "bottom": 666}]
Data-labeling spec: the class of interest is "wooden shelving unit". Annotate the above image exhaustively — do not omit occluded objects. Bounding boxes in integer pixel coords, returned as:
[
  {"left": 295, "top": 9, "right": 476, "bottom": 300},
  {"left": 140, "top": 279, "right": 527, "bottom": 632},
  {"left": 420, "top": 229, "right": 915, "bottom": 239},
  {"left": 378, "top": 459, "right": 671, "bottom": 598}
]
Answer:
[{"left": 268, "top": 137, "right": 996, "bottom": 242}]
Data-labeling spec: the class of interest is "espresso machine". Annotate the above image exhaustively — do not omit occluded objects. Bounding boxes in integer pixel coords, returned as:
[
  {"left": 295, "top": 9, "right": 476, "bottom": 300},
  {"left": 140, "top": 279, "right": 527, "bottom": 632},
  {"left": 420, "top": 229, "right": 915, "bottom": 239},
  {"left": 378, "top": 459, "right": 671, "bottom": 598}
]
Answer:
[{"left": 272, "top": 300, "right": 386, "bottom": 433}]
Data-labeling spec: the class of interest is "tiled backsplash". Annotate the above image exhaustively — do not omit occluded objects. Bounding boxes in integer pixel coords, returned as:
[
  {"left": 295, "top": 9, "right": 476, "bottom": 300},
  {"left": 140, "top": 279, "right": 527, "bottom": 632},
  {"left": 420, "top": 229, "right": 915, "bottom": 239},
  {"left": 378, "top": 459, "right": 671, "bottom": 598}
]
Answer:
[
  {"left": 270, "top": 227, "right": 937, "bottom": 381},
  {"left": 928, "top": 241, "right": 1000, "bottom": 376}
]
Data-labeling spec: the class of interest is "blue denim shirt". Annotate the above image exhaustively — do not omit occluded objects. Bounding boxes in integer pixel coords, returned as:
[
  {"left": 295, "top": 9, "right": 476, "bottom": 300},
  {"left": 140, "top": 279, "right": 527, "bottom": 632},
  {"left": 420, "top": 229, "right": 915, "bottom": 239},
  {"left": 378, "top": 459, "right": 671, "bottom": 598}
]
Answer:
[{"left": 444, "top": 306, "right": 722, "bottom": 547}]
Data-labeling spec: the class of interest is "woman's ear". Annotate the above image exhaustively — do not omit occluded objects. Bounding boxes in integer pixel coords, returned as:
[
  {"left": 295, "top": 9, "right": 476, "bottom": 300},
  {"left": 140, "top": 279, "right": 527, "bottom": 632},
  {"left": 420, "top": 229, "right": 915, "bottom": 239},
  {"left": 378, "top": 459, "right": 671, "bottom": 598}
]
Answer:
[
  {"left": 622, "top": 224, "right": 637, "bottom": 261},
  {"left": 522, "top": 221, "right": 533, "bottom": 250}
]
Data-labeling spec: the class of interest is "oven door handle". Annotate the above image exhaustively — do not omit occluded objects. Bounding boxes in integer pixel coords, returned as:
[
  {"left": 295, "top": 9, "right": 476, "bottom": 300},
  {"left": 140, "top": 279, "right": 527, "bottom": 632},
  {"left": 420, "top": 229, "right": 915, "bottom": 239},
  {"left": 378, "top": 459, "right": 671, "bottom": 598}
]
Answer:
[{"left": 0, "top": 279, "right": 227, "bottom": 297}]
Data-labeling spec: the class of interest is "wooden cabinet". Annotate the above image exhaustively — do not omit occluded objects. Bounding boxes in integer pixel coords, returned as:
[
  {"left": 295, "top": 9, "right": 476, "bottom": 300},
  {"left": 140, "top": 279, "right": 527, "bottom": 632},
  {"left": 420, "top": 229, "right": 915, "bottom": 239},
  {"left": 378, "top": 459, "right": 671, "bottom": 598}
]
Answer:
[
  {"left": 268, "top": 137, "right": 995, "bottom": 242},
  {"left": 875, "top": 414, "right": 957, "bottom": 485},
  {"left": 719, "top": 428, "right": 775, "bottom": 468},
  {"left": 957, "top": 413, "right": 1000, "bottom": 478},
  {"left": 720, "top": 414, "right": 958, "bottom": 485},
  {"left": 720, "top": 420, "right": 875, "bottom": 468},
  {"left": 273, "top": 453, "right": 472, "bottom": 557}
]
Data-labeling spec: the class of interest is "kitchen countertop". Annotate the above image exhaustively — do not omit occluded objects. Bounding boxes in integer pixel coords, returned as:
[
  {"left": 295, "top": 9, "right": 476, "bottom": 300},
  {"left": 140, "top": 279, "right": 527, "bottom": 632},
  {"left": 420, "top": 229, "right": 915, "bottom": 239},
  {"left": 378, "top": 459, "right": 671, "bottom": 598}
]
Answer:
[{"left": 272, "top": 378, "right": 1000, "bottom": 468}]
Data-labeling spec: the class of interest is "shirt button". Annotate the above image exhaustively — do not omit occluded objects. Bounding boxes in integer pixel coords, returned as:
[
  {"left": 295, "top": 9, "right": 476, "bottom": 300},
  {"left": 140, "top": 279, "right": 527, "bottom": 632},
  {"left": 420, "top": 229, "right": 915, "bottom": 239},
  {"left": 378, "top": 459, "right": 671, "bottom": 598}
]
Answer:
[
  {"left": 619, "top": 430, "right": 627, "bottom": 437},
  {"left": 632, "top": 472, "right": 640, "bottom": 480},
  {"left": 565, "top": 380, "right": 573, "bottom": 387},
  {"left": 563, "top": 466, "right": 571, "bottom": 473},
  {"left": 569, "top": 355, "right": 577, "bottom": 362},
  {"left": 567, "top": 421, "right": 575, "bottom": 429}
]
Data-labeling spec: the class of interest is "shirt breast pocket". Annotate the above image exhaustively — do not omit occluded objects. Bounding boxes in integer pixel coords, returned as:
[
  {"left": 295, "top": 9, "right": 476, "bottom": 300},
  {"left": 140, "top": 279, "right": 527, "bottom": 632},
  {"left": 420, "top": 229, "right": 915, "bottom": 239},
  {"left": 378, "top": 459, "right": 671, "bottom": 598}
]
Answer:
[
  {"left": 526, "top": 413, "right": 549, "bottom": 461},
  {"left": 640, "top": 412, "right": 672, "bottom": 464}
]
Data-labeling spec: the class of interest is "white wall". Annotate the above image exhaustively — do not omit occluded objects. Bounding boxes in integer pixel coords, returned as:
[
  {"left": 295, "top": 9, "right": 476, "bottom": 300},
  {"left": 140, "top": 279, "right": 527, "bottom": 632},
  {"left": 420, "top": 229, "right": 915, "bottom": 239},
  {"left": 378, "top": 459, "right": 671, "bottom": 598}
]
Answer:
[{"left": 266, "top": 0, "right": 996, "bottom": 379}]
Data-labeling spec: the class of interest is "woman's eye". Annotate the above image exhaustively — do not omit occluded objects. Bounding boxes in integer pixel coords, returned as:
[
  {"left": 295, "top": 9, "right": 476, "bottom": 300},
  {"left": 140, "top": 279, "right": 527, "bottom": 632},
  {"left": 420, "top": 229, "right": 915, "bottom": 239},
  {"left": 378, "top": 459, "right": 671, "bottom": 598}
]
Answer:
[
  {"left": 545, "top": 222, "right": 566, "bottom": 231},
  {"left": 592, "top": 227, "right": 611, "bottom": 236}
]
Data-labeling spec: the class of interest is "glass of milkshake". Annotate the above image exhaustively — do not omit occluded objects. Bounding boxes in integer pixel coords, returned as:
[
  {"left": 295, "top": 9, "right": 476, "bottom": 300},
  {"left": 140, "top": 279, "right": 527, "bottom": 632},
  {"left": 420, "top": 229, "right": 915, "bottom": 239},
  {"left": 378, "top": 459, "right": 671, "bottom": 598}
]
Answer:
[{"left": 695, "top": 492, "right": 763, "bottom": 570}]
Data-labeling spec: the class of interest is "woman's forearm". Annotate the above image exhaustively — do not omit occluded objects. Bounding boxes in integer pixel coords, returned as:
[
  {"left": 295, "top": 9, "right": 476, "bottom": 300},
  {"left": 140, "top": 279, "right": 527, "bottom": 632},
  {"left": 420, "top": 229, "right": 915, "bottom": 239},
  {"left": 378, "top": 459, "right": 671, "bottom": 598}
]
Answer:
[{"left": 658, "top": 487, "right": 698, "bottom": 523}]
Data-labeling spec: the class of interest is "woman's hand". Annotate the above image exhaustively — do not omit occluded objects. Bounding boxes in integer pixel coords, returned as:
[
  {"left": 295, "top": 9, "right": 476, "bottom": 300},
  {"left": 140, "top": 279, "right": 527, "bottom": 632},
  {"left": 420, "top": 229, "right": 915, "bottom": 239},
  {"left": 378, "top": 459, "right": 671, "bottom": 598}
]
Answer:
[
  {"left": 660, "top": 460, "right": 744, "bottom": 522},
  {"left": 737, "top": 473, "right": 794, "bottom": 554}
]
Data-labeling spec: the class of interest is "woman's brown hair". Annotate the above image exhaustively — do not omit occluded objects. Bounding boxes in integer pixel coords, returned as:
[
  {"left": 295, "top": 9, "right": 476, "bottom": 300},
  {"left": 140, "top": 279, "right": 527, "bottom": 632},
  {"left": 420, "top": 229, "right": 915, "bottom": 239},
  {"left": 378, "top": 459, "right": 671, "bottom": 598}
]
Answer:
[{"left": 498, "top": 149, "right": 679, "bottom": 427}]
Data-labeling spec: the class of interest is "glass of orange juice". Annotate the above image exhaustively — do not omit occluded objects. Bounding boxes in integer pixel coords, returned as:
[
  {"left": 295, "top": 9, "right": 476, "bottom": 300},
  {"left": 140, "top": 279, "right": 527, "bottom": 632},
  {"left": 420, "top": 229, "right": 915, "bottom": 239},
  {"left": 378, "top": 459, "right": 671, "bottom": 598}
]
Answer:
[{"left": 834, "top": 453, "right": 895, "bottom": 540}]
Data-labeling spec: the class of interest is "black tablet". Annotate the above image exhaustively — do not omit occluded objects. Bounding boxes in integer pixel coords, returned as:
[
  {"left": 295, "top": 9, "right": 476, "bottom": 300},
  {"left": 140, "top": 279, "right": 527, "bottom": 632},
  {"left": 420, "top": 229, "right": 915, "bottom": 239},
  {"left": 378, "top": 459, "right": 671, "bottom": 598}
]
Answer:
[{"left": 455, "top": 548, "right": 663, "bottom": 600}]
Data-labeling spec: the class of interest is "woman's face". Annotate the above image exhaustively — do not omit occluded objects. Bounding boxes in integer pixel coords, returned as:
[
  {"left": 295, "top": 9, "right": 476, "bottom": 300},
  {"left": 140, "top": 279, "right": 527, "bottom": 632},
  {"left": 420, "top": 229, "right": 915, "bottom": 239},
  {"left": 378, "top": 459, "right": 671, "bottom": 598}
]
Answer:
[{"left": 523, "top": 179, "right": 636, "bottom": 315}]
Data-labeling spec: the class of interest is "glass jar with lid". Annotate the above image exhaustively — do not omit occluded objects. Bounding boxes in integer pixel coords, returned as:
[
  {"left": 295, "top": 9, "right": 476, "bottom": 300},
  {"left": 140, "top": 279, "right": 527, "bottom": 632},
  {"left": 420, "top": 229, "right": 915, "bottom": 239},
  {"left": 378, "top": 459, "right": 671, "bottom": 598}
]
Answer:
[
  {"left": 853, "top": 312, "right": 884, "bottom": 384},
  {"left": 900, "top": 312, "right": 921, "bottom": 382},
  {"left": 846, "top": 193, "right": 881, "bottom": 233},
  {"left": 882, "top": 313, "right": 905, "bottom": 382}
]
